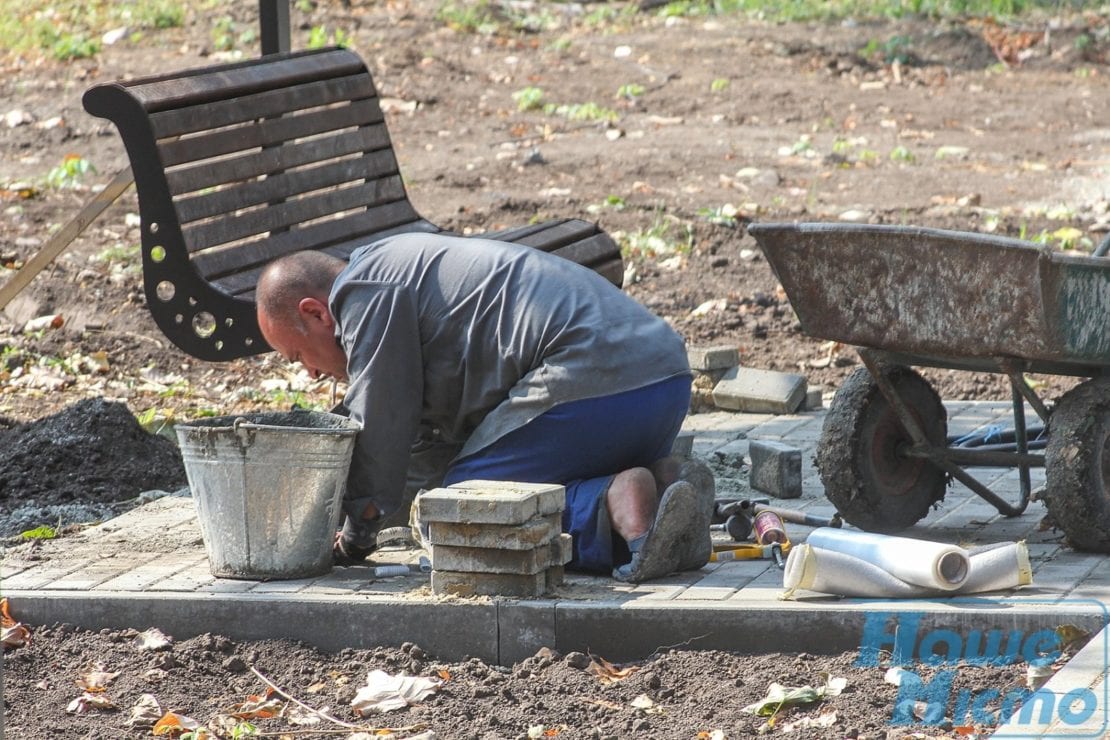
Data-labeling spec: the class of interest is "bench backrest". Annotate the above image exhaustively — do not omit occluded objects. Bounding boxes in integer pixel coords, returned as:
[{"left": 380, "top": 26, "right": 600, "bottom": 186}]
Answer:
[{"left": 84, "top": 47, "right": 441, "bottom": 360}]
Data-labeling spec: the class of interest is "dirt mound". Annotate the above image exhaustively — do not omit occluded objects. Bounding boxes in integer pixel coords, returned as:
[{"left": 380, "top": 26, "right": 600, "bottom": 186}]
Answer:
[{"left": 0, "top": 398, "right": 187, "bottom": 536}]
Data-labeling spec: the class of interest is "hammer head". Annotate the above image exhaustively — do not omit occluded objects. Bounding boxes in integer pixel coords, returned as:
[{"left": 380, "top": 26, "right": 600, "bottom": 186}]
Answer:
[{"left": 713, "top": 497, "right": 771, "bottom": 522}]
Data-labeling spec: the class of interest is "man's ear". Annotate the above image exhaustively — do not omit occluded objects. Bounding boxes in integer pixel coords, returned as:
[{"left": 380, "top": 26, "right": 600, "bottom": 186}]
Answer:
[{"left": 297, "top": 297, "right": 335, "bottom": 329}]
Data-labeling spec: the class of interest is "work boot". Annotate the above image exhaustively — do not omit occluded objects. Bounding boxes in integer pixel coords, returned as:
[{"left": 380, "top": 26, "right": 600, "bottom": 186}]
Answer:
[
  {"left": 674, "top": 459, "right": 716, "bottom": 570},
  {"left": 612, "top": 480, "right": 713, "bottom": 583}
]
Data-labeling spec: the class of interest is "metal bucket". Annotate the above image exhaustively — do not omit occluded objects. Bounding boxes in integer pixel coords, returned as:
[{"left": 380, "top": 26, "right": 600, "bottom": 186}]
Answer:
[{"left": 176, "top": 410, "right": 360, "bottom": 580}]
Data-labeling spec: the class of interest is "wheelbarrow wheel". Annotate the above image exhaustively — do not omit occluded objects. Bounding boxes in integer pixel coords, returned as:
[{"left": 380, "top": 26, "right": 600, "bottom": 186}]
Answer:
[
  {"left": 817, "top": 365, "right": 948, "bottom": 533},
  {"left": 1045, "top": 377, "right": 1110, "bottom": 553}
]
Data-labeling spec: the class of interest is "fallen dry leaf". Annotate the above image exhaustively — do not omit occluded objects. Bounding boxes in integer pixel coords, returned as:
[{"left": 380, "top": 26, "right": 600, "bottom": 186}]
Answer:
[
  {"left": 283, "top": 704, "right": 323, "bottom": 726},
  {"left": 351, "top": 670, "right": 442, "bottom": 715},
  {"left": 77, "top": 665, "right": 121, "bottom": 691},
  {"left": 134, "top": 627, "right": 173, "bottom": 651},
  {"left": 152, "top": 710, "right": 201, "bottom": 736},
  {"left": 66, "top": 691, "right": 117, "bottom": 714},
  {"left": 1, "top": 598, "right": 31, "bottom": 651},
  {"left": 586, "top": 654, "right": 638, "bottom": 684},
  {"left": 126, "top": 693, "right": 162, "bottom": 728},
  {"left": 227, "top": 689, "right": 284, "bottom": 719}
]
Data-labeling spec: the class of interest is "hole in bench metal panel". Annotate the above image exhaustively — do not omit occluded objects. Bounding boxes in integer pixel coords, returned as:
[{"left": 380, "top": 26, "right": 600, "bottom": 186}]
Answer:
[
  {"left": 150, "top": 245, "right": 166, "bottom": 263},
  {"left": 192, "top": 312, "right": 216, "bottom": 338},
  {"left": 156, "top": 281, "right": 175, "bottom": 302}
]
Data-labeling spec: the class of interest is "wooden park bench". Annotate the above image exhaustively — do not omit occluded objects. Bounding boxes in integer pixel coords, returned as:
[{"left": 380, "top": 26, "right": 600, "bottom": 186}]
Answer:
[{"left": 81, "top": 46, "right": 622, "bottom": 361}]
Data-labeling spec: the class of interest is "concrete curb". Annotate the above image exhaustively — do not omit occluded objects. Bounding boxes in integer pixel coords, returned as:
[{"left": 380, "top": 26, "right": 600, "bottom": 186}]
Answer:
[{"left": 8, "top": 588, "right": 1107, "bottom": 666}]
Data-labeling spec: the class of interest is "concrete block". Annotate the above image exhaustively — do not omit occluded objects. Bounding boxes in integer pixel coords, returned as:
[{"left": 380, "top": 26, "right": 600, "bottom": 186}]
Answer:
[
  {"left": 546, "top": 565, "right": 565, "bottom": 590},
  {"left": 803, "top": 387, "right": 824, "bottom": 411},
  {"left": 688, "top": 345, "right": 740, "bottom": 371},
  {"left": 712, "top": 367, "right": 806, "bottom": 414},
  {"left": 748, "top": 439, "right": 802, "bottom": 499},
  {"left": 431, "top": 534, "right": 571, "bottom": 574},
  {"left": 417, "top": 481, "right": 565, "bottom": 525},
  {"left": 670, "top": 431, "right": 695, "bottom": 458},
  {"left": 431, "top": 569, "right": 547, "bottom": 598},
  {"left": 427, "top": 513, "right": 561, "bottom": 550}
]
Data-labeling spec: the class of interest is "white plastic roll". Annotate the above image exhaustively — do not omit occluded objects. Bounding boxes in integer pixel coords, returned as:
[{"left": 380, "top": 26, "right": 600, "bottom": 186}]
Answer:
[
  {"left": 783, "top": 544, "right": 931, "bottom": 598},
  {"left": 805, "top": 527, "right": 970, "bottom": 591},
  {"left": 782, "top": 540, "right": 1032, "bottom": 599},
  {"left": 960, "top": 542, "right": 1032, "bottom": 593}
]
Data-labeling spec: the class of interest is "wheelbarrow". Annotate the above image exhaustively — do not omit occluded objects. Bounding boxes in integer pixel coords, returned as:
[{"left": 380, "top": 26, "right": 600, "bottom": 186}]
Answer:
[{"left": 747, "top": 222, "right": 1110, "bottom": 551}]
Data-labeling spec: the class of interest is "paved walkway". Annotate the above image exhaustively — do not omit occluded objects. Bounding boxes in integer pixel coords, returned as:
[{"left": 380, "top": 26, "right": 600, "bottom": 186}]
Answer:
[{"left": 3, "top": 401, "right": 1108, "bottom": 736}]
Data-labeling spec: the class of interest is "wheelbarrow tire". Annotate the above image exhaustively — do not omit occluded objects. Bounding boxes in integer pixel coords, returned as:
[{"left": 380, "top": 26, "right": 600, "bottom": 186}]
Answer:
[
  {"left": 1045, "top": 377, "right": 1110, "bottom": 553},
  {"left": 817, "top": 365, "right": 948, "bottom": 533}
]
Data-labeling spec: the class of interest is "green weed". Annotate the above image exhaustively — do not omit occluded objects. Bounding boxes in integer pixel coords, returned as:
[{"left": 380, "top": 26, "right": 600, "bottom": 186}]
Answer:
[
  {"left": 859, "top": 34, "right": 913, "bottom": 64},
  {"left": 710, "top": 78, "right": 730, "bottom": 93},
  {"left": 698, "top": 204, "right": 740, "bottom": 227},
  {"left": 619, "top": 212, "right": 693, "bottom": 259},
  {"left": 306, "top": 24, "right": 351, "bottom": 49},
  {"left": 889, "top": 145, "right": 915, "bottom": 163},
  {"left": 48, "top": 31, "right": 100, "bottom": 60},
  {"left": 93, "top": 243, "right": 141, "bottom": 265},
  {"left": 512, "top": 86, "right": 546, "bottom": 112},
  {"left": 46, "top": 155, "right": 95, "bottom": 189},
  {"left": 133, "top": 2, "right": 184, "bottom": 29},
  {"left": 21, "top": 524, "right": 57, "bottom": 540},
  {"left": 586, "top": 194, "right": 627, "bottom": 215},
  {"left": 543, "top": 101, "right": 619, "bottom": 123},
  {"left": 616, "top": 83, "right": 645, "bottom": 100},
  {"left": 209, "top": 14, "right": 257, "bottom": 52},
  {"left": 436, "top": 0, "right": 502, "bottom": 34}
]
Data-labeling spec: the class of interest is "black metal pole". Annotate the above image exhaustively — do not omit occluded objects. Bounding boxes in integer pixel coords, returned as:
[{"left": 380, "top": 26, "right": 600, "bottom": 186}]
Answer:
[{"left": 259, "top": 0, "right": 291, "bottom": 55}]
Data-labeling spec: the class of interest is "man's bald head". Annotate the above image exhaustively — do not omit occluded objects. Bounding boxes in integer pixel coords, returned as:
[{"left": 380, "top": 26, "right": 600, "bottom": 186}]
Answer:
[{"left": 257, "top": 250, "right": 347, "bottom": 330}]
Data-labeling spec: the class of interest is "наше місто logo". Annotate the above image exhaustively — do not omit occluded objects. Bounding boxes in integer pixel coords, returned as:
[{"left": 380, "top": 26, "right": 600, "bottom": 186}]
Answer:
[{"left": 856, "top": 605, "right": 1107, "bottom": 737}]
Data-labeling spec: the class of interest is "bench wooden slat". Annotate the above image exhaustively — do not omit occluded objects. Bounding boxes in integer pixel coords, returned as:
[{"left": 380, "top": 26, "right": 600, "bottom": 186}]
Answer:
[
  {"left": 175, "top": 150, "right": 399, "bottom": 224},
  {"left": 487, "top": 219, "right": 600, "bottom": 253},
  {"left": 159, "top": 97, "right": 383, "bottom": 167},
  {"left": 217, "top": 219, "right": 444, "bottom": 298},
  {"left": 127, "top": 48, "right": 366, "bottom": 114},
  {"left": 549, "top": 233, "right": 624, "bottom": 268},
  {"left": 184, "top": 176, "right": 408, "bottom": 252},
  {"left": 151, "top": 74, "right": 377, "bottom": 141},
  {"left": 165, "top": 124, "right": 392, "bottom": 195},
  {"left": 192, "top": 199, "right": 423, "bottom": 280}
]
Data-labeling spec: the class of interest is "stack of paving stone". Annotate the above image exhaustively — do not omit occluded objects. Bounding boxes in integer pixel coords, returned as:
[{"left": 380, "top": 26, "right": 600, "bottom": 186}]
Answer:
[{"left": 416, "top": 480, "right": 572, "bottom": 598}]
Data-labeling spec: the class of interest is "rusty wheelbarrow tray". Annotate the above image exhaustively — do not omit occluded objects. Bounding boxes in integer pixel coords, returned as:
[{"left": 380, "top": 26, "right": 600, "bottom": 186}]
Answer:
[{"left": 748, "top": 222, "right": 1110, "bottom": 551}]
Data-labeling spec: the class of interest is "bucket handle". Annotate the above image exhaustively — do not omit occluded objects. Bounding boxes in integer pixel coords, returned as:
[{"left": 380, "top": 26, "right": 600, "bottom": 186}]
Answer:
[{"left": 233, "top": 416, "right": 254, "bottom": 449}]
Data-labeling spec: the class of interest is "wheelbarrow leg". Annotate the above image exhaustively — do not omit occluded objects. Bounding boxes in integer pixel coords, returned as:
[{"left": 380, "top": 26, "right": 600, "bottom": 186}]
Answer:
[
  {"left": 1006, "top": 375, "right": 1033, "bottom": 517},
  {"left": 858, "top": 350, "right": 1030, "bottom": 518}
]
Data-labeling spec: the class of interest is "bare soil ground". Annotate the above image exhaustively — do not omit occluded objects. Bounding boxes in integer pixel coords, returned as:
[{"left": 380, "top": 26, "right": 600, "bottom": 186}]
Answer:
[{"left": 2, "top": 0, "right": 1108, "bottom": 737}]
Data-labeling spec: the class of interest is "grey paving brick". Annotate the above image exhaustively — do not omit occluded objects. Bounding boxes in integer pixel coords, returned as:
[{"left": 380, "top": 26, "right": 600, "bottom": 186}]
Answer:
[
  {"left": 431, "top": 537, "right": 565, "bottom": 575},
  {"left": 427, "top": 513, "right": 561, "bottom": 550},
  {"left": 250, "top": 578, "right": 316, "bottom": 593},
  {"left": 713, "top": 367, "right": 806, "bottom": 414},
  {"left": 95, "top": 553, "right": 199, "bottom": 591},
  {"left": 418, "top": 481, "right": 565, "bottom": 524},
  {"left": 41, "top": 556, "right": 138, "bottom": 591},
  {"left": 688, "top": 345, "right": 740, "bottom": 371},
  {"left": 748, "top": 439, "right": 802, "bottom": 499},
  {"left": 149, "top": 561, "right": 216, "bottom": 592}
]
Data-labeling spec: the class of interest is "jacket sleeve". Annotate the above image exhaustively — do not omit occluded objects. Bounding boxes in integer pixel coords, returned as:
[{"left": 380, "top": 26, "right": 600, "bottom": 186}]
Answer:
[{"left": 332, "top": 279, "right": 424, "bottom": 520}]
